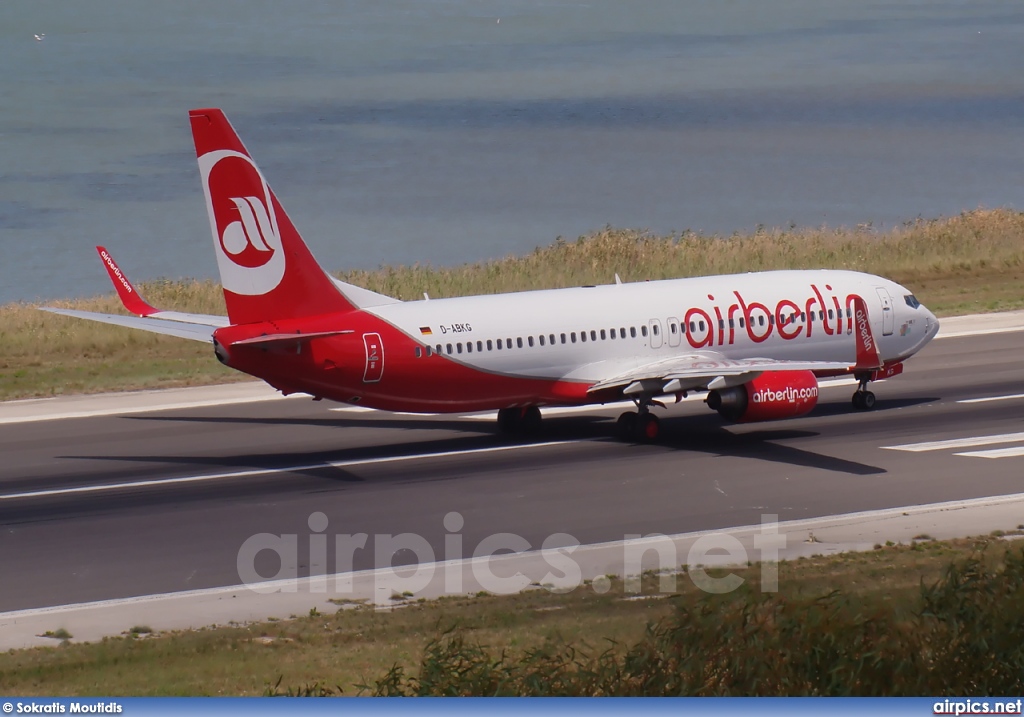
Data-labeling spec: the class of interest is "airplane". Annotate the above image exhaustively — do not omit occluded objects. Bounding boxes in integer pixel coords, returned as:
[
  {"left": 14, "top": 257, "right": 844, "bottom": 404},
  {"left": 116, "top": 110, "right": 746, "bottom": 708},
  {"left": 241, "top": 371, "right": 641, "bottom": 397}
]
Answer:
[{"left": 43, "top": 108, "right": 940, "bottom": 442}]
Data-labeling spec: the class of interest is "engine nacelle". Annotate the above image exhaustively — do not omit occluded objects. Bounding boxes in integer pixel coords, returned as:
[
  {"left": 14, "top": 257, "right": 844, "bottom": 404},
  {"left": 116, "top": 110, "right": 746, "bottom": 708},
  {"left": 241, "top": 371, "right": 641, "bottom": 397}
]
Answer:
[{"left": 707, "top": 370, "right": 819, "bottom": 423}]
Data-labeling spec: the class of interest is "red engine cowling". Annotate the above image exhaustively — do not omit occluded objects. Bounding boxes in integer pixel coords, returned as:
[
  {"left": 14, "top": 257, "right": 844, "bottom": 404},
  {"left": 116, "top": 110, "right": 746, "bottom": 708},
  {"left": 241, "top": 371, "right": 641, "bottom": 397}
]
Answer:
[{"left": 706, "top": 370, "right": 819, "bottom": 423}]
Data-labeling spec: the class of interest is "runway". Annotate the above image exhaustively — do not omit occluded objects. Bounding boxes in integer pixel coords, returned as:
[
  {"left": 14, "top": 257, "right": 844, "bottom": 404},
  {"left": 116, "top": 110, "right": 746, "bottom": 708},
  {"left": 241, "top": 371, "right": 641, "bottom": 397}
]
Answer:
[{"left": 2, "top": 324, "right": 1024, "bottom": 613}]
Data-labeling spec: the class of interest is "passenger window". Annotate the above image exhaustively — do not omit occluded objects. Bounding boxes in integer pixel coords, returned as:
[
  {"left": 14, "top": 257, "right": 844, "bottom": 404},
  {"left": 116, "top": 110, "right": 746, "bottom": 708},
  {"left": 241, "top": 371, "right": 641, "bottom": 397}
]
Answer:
[
  {"left": 739, "top": 318, "right": 745, "bottom": 328},
  {"left": 436, "top": 344, "right": 442, "bottom": 354},
  {"left": 589, "top": 330, "right": 595, "bottom": 341},
  {"left": 828, "top": 309, "right": 834, "bottom": 320},
  {"left": 496, "top": 340, "right": 502, "bottom": 351},
  {"left": 550, "top": 334, "right": 556, "bottom": 344},
  {"left": 670, "top": 323, "right": 677, "bottom": 334},
  {"left": 487, "top": 339, "right": 493, "bottom": 351},
  {"left": 689, "top": 321, "right": 695, "bottom": 333},
  {"left": 758, "top": 316, "right": 765, "bottom": 327},
  {"left": 466, "top": 342, "right": 473, "bottom": 353},
  {"left": 539, "top": 335, "right": 545, "bottom": 346},
  {"left": 477, "top": 341, "right": 483, "bottom": 352},
  {"left": 457, "top": 343, "right": 463, "bottom": 354},
  {"left": 699, "top": 320, "right": 706, "bottom": 332},
  {"left": 630, "top": 327, "right": 637, "bottom": 338},
  {"left": 517, "top": 337, "right": 523, "bottom": 348},
  {"left": 447, "top": 343, "right": 453, "bottom": 354},
  {"left": 600, "top": 329, "right": 607, "bottom": 340},
  {"left": 580, "top": 331, "right": 587, "bottom": 343},
  {"left": 561, "top": 333, "right": 567, "bottom": 344},
  {"left": 528, "top": 336, "right": 534, "bottom": 347},
  {"left": 641, "top": 325, "right": 648, "bottom": 337},
  {"left": 425, "top": 346, "right": 432, "bottom": 356},
  {"left": 415, "top": 347, "right": 422, "bottom": 358},
  {"left": 609, "top": 329, "right": 616, "bottom": 340},
  {"left": 728, "top": 319, "right": 734, "bottom": 329},
  {"left": 718, "top": 320, "right": 725, "bottom": 330},
  {"left": 571, "top": 332, "right": 577, "bottom": 343},
  {"left": 768, "top": 315, "right": 774, "bottom": 325},
  {"left": 506, "top": 338, "right": 513, "bottom": 349},
  {"left": 652, "top": 324, "right": 659, "bottom": 335}
]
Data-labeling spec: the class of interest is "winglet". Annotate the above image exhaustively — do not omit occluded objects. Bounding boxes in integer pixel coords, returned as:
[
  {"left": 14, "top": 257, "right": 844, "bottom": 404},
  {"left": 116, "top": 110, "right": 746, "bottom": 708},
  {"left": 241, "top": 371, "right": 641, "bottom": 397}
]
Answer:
[
  {"left": 96, "top": 246, "right": 158, "bottom": 317},
  {"left": 851, "top": 295, "right": 882, "bottom": 370}
]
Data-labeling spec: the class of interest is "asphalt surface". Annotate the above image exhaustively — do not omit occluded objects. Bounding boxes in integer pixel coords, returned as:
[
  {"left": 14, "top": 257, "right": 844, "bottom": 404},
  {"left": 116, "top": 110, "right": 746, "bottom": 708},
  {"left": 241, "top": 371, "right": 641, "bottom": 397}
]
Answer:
[{"left": 2, "top": 330, "right": 1023, "bottom": 612}]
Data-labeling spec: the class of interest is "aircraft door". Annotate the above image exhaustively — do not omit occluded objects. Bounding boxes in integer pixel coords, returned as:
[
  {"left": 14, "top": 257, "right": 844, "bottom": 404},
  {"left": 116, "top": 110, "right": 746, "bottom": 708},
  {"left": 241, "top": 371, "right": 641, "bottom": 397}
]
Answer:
[
  {"left": 875, "top": 287, "right": 894, "bottom": 336},
  {"left": 362, "top": 332, "right": 384, "bottom": 382},
  {"left": 649, "top": 319, "right": 663, "bottom": 349},
  {"left": 667, "top": 316, "right": 681, "bottom": 347}
]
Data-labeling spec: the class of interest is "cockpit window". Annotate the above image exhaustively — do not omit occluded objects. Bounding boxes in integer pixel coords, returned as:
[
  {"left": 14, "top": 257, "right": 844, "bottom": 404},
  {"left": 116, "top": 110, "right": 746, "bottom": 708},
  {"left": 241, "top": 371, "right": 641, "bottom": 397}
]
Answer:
[{"left": 904, "top": 294, "right": 920, "bottom": 309}]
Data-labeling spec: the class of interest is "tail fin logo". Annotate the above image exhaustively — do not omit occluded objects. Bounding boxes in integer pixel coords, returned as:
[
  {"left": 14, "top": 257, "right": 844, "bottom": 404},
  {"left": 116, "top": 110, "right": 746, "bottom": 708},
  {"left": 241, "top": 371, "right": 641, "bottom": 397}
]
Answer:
[
  {"left": 197, "top": 150, "right": 285, "bottom": 296},
  {"left": 221, "top": 196, "right": 277, "bottom": 268}
]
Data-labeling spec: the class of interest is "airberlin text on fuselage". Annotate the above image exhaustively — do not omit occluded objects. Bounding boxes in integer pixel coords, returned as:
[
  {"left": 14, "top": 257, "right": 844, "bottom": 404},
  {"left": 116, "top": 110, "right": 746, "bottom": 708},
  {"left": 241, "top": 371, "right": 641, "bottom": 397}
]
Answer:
[{"left": 684, "top": 285, "right": 863, "bottom": 349}]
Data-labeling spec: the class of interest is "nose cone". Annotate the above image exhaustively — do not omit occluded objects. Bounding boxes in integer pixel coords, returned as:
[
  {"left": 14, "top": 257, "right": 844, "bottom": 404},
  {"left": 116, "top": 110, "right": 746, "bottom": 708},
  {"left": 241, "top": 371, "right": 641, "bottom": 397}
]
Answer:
[{"left": 924, "top": 306, "right": 940, "bottom": 342}]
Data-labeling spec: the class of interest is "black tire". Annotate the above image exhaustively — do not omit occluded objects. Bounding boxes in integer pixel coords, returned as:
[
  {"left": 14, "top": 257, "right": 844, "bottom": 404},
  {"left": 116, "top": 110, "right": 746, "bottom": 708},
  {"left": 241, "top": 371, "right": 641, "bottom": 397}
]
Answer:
[
  {"left": 852, "top": 392, "right": 865, "bottom": 410},
  {"left": 520, "top": 406, "right": 542, "bottom": 434},
  {"left": 616, "top": 411, "right": 638, "bottom": 441},
  {"left": 636, "top": 413, "right": 660, "bottom": 442},
  {"left": 497, "top": 407, "right": 520, "bottom": 433},
  {"left": 861, "top": 391, "right": 876, "bottom": 410}
]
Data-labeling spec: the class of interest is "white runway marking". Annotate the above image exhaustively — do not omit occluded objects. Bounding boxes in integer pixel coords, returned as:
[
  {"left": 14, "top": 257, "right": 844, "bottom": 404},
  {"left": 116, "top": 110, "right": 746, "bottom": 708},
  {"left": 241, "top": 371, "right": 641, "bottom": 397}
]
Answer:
[
  {"left": 954, "top": 446, "right": 1024, "bottom": 459},
  {"left": 883, "top": 431, "right": 1024, "bottom": 453},
  {"left": 0, "top": 440, "right": 580, "bottom": 501},
  {"left": 957, "top": 393, "right": 1024, "bottom": 404}
]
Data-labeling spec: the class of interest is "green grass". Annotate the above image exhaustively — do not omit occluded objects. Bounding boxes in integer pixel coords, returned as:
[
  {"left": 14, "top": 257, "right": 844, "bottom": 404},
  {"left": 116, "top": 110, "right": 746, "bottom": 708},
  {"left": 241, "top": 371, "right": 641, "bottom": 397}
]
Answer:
[
  {"left": 2, "top": 209, "right": 1023, "bottom": 401},
  {"left": 0, "top": 538, "right": 1018, "bottom": 696}
]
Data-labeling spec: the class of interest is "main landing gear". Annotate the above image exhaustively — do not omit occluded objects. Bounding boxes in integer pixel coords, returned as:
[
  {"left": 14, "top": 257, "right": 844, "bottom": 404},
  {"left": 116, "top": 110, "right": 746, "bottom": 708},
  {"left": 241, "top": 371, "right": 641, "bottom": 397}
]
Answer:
[
  {"left": 497, "top": 406, "right": 542, "bottom": 435},
  {"left": 851, "top": 372, "right": 876, "bottom": 411},
  {"left": 616, "top": 397, "right": 663, "bottom": 443}
]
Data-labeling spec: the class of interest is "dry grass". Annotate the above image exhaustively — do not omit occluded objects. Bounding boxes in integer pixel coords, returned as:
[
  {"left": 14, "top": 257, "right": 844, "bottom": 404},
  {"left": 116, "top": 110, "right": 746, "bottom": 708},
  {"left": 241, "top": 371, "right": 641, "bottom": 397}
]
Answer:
[
  {"left": 2, "top": 209, "right": 1022, "bottom": 400},
  {"left": 0, "top": 538, "right": 1008, "bottom": 696}
]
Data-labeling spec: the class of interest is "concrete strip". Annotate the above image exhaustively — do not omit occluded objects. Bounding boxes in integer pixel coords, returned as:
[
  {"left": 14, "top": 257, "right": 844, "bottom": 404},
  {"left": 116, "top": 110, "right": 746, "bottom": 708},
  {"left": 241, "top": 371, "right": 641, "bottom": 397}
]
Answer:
[
  {"left": 936, "top": 309, "right": 1024, "bottom": 338},
  {"left": 3, "top": 492, "right": 1024, "bottom": 651},
  {"left": 0, "top": 382, "right": 294, "bottom": 425}
]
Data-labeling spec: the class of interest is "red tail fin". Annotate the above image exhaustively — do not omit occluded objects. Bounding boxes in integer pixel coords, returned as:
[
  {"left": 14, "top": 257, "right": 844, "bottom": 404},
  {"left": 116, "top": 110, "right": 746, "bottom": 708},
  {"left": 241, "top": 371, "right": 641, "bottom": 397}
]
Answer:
[
  {"left": 189, "top": 108, "right": 354, "bottom": 325},
  {"left": 851, "top": 295, "right": 882, "bottom": 370}
]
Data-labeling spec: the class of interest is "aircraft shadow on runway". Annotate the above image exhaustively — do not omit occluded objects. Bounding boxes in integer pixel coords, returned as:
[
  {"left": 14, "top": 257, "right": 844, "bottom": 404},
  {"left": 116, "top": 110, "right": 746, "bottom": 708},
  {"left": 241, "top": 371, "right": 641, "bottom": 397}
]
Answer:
[{"left": 82, "top": 404, "right": 894, "bottom": 478}]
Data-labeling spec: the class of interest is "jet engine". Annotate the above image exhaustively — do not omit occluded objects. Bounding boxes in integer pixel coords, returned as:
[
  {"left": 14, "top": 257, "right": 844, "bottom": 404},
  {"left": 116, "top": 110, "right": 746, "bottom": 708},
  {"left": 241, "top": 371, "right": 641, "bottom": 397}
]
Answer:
[{"left": 706, "top": 370, "right": 819, "bottom": 423}]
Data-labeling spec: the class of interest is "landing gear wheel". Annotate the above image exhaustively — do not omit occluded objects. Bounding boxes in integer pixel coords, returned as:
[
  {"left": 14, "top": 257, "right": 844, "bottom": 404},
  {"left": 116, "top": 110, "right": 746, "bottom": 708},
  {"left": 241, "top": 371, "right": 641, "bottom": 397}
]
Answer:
[
  {"left": 520, "top": 406, "right": 542, "bottom": 434},
  {"left": 616, "top": 411, "right": 638, "bottom": 441},
  {"left": 497, "top": 406, "right": 542, "bottom": 436},
  {"left": 497, "top": 407, "right": 520, "bottom": 434},
  {"left": 851, "top": 390, "right": 876, "bottom": 411},
  {"left": 636, "top": 413, "right": 660, "bottom": 442}
]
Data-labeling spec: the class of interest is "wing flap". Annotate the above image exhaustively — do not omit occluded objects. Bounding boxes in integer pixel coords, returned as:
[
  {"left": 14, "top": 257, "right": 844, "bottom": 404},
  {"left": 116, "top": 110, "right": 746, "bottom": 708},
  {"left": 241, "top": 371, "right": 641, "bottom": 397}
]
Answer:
[{"left": 587, "top": 353, "right": 851, "bottom": 394}]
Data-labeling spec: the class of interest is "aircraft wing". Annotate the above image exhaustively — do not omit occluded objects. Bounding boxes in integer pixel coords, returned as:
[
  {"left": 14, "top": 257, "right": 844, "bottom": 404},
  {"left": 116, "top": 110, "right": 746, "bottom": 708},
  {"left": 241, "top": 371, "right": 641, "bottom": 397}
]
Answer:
[
  {"left": 587, "top": 352, "right": 852, "bottom": 395},
  {"left": 39, "top": 308, "right": 216, "bottom": 342}
]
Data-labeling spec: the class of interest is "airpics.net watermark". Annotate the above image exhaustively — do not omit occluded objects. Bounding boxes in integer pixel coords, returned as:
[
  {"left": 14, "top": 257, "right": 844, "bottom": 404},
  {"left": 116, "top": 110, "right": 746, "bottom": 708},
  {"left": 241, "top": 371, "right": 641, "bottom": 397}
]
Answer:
[{"left": 236, "top": 512, "right": 788, "bottom": 598}]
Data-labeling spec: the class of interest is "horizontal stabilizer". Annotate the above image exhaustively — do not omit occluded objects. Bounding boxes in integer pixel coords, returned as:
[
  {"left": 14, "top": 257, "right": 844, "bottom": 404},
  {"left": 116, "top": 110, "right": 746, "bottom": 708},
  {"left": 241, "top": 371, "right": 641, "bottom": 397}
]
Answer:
[
  {"left": 227, "top": 330, "right": 353, "bottom": 348},
  {"left": 40, "top": 308, "right": 215, "bottom": 343}
]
